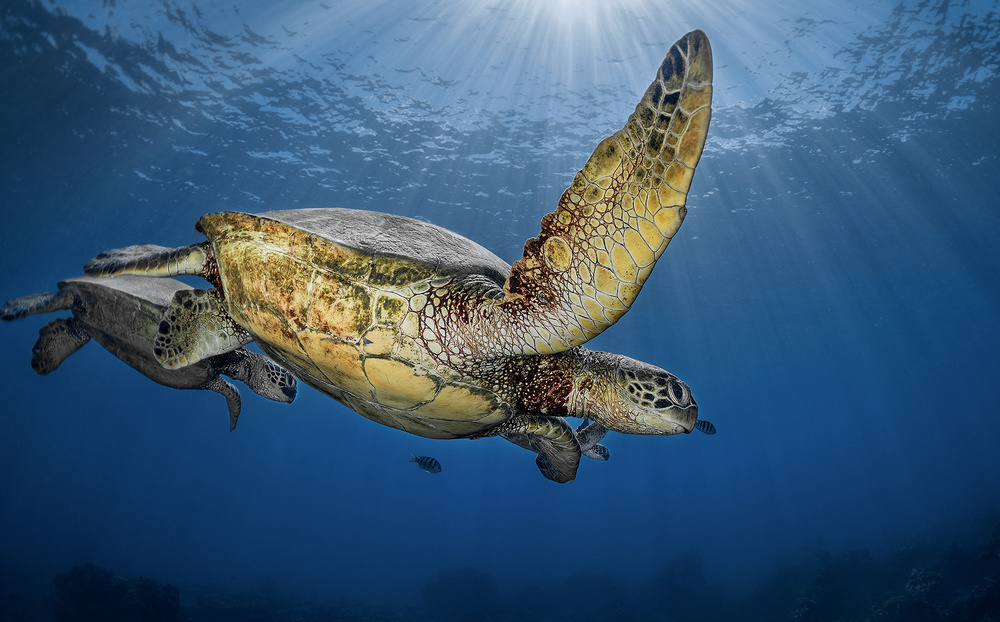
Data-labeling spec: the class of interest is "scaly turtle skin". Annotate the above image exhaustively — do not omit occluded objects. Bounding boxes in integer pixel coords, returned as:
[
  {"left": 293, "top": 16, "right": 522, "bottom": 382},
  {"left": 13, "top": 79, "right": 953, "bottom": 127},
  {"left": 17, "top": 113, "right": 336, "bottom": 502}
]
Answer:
[
  {"left": 0, "top": 273, "right": 297, "bottom": 430},
  {"left": 83, "top": 30, "right": 715, "bottom": 482}
]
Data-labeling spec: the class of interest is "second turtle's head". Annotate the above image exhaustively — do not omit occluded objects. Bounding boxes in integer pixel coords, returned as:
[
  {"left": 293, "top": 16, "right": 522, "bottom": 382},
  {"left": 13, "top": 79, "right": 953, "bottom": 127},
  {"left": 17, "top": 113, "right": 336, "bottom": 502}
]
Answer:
[{"left": 570, "top": 351, "right": 698, "bottom": 435}]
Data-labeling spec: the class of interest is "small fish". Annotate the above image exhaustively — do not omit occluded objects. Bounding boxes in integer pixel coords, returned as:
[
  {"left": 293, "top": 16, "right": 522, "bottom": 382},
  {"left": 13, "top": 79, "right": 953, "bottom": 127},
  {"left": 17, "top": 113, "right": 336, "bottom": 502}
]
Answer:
[
  {"left": 695, "top": 420, "right": 717, "bottom": 435},
  {"left": 410, "top": 454, "right": 442, "bottom": 473}
]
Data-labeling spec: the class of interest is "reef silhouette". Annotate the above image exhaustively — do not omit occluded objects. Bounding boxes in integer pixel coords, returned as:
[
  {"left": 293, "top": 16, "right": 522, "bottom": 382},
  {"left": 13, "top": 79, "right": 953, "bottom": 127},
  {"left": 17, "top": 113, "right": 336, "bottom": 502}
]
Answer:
[
  {"left": 50, "top": 563, "right": 179, "bottom": 622},
  {"left": 1, "top": 521, "right": 996, "bottom": 621}
]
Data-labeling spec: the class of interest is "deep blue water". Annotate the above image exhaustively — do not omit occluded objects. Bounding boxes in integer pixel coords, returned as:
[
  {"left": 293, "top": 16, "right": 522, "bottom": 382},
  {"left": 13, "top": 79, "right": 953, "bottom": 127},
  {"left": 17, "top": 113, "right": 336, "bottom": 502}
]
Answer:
[{"left": 2, "top": 0, "right": 999, "bottom": 619}]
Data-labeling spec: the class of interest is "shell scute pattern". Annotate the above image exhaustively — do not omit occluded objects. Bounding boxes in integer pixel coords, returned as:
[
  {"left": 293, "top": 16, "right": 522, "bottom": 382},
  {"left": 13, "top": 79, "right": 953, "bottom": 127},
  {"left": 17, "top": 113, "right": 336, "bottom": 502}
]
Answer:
[
  {"left": 201, "top": 211, "right": 508, "bottom": 437},
  {"left": 360, "top": 325, "right": 397, "bottom": 357},
  {"left": 306, "top": 275, "right": 372, "bottom": 339},
  {"left": 368, "top": 260, "right": 427, "bottom": 289},
  {"left": 411, "top": 382, "right": 506, "bottom": 426},
  {"left": 363, "top": 357, "right": 439, "bottom": 410},
  {"left": 374, "top": 292, "right": 407, "bottom": 322}
]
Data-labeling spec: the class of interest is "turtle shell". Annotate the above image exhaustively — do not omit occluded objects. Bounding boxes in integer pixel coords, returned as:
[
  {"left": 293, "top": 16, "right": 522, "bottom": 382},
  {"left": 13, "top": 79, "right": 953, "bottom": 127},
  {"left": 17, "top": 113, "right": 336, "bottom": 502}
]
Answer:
[
  {"left": 197, "top": 208, "right": 514, "bottom": 439},
  {"left": 61, "top": 275, "right": 216, "bottom": 389}
]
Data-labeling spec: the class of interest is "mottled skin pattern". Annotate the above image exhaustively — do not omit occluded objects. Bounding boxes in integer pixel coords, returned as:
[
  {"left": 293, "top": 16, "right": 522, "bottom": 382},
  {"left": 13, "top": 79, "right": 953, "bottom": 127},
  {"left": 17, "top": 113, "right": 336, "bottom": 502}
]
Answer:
[{"left": 82, "top": 31, "right": 714, "bottom": 482}]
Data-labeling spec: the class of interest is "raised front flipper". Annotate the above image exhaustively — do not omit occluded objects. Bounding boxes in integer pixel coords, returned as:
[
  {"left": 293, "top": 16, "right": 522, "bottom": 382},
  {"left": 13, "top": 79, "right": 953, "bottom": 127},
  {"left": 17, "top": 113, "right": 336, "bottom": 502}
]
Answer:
[
  {"left": 31, "top": 318, "right": 91, "bottom": 374},
  {"left": 499, "top": 414, "right": 581, "bottom": 483},
  {"left": 155, "top": 289, "right": 252, "bottom": 370},
  {"left": 212, "top": 349, "right": 298, "bottom": 405},
  {"left": 198, "top": 375, "right": 242, "bottom": 431},
  {"left": 476, "top": 31, "right": 712, "bottom": 356},
  {"left": 1, "top": 289, "right": 75, "bottom": 320}
]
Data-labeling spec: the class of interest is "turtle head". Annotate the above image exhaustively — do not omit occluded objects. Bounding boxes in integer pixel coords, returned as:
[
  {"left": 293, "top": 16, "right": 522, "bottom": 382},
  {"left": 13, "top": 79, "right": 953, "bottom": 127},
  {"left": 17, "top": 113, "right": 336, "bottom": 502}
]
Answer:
[
  {"left": 214, "top": 349, "right": 298, "bottom": 404},
  {"left": 570, "top": 351, "right": 698, "bottom": 435}
]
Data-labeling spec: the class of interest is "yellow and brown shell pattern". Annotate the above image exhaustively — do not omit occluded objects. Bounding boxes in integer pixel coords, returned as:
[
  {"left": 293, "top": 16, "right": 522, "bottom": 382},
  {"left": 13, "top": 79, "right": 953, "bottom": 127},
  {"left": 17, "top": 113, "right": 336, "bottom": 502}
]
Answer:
[{"left": 192, "top": 208, "right": 516, "bottom": 440}]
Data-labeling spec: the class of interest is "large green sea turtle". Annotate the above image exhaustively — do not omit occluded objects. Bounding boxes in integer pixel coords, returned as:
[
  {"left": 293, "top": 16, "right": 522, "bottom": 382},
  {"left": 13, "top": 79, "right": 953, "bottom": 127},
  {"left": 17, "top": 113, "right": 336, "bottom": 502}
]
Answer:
[
  {"left": 1, "top": 273, "right": 297, "bottom": 430},
  {"left": 83, "top": 30, "right": 715, "bottom": 482}
]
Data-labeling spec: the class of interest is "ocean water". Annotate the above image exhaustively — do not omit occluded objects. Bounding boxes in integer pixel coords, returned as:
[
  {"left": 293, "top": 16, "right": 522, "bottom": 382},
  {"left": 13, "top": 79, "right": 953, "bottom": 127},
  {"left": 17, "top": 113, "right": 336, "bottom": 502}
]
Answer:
[{"left": 1, "top": 0, "right": 999, "bottom": 620}]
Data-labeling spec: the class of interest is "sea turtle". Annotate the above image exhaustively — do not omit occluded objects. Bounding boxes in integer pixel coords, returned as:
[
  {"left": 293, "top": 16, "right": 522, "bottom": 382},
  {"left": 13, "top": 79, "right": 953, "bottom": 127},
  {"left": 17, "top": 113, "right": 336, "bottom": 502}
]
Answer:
[
  {"left": 0, "top": 273, "right": 297, "bottom": 430},
  {"left": 83, "top": 30, "right": 715, "bottom": 482}
]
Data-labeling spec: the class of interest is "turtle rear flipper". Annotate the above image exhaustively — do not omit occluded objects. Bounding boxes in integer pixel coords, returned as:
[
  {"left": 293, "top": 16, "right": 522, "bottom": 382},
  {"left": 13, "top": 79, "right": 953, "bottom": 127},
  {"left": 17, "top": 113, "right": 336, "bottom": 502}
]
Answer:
[
  {"left": 213, "top": 349, "right": 298, "bottom": 404},
  {"left": 84, "top": 243, "right": 210, "bottom": 278},
  {"left": 1, "top": 289, "right": 75, "bottom": 321},
  {"left": 500, "top": 414, "right": 581, "bottom": 483},
  {"left": 155, "top": 288, "right": 252, "bottom": 370},
  {"left": 199, "top": 375, "right": 242, "bottom": 431},
  {"left": 31, "top": 318, "right": 91, "bottom": 374}
]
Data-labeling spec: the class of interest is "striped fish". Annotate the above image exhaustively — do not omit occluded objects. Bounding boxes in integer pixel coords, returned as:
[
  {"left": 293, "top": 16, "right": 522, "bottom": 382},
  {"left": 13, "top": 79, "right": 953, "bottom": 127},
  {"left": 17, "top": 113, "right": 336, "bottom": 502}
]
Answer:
[
  {"left": 695, "top": 420, "right": 717, "bottom": 435},
  {"left": 410, "top": 454, "right": 442, "bottom": 473}
]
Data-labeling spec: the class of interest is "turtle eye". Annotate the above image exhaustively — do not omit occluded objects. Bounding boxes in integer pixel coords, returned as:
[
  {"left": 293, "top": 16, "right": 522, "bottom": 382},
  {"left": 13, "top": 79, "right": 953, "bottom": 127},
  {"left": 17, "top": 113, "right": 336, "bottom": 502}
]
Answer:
[{"left": 668, "top": 380, "right": 689, "bottom": 405}]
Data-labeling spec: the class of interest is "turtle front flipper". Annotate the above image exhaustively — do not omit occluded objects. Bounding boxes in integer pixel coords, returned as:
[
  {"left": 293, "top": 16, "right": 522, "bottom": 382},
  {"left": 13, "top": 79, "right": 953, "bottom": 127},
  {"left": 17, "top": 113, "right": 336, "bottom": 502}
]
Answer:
[
  {"left": 199, "top": 375, "right": 242, "bottom": 431},
  {"left": 155, "top": 288, "right": 252, "bottom": 370},
  {"left": 499, "top": 414, "right": 581, "bottom": 483},
  {"left": 212, "top": 349, "right": 298, "bottom": 404},
  {"left": 484, "top": 31, "right": 712, "bottom": 356},
  {"left": 31, "top": 318, "right": 91, "bottom": 374},
  {"left": 84, "top": 243, "right": 211, "bottom": 279}
]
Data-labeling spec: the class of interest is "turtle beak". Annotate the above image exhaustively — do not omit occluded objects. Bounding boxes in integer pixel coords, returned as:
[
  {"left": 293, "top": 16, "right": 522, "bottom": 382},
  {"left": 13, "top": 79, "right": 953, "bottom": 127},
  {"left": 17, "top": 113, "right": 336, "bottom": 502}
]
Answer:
[{"left": 639, "top": 399, "right": 698, "bottom": 435}]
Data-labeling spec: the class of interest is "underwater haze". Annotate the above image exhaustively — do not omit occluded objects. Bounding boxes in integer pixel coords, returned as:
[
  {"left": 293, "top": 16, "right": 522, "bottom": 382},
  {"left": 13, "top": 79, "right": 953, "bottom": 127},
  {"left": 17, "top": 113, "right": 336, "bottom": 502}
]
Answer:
[{"left": 2, "top": 0, "right": 999, "bottom": 620}]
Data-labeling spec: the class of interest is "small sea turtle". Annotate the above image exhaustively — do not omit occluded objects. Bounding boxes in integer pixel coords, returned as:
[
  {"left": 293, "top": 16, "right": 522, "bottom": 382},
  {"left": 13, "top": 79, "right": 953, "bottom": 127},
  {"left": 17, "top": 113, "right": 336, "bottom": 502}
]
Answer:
[
  {"left": 1, "top": 273, "right": 297, "bottom": 430},
  {"left": 83, "top": 31, "right": 715, "bottom": 482}
]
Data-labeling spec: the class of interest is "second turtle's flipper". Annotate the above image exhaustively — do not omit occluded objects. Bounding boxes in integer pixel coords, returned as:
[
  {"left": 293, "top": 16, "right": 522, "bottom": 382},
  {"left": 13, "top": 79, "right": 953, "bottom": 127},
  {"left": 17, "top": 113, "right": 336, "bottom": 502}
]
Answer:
[
  {"left": 1, "top": 290, "right": 75, "bottom": 321},
  {"left": 214, "top": 349, "right": 298, "bottom": 404},
  {"left": 200, "top": 375, "right": 242, "bottom": 431},
  {"left": 31, "top": 318, "right": 91, "bottom": 374},
  {"left": 83, "top": 243, "right": 210, "bottom": 278},
  {"left": 500, "top": 414, "right": 581, "bottom": 484},
  {"left": 155, "top": 288, "right": 252, "bottom": 370}
]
